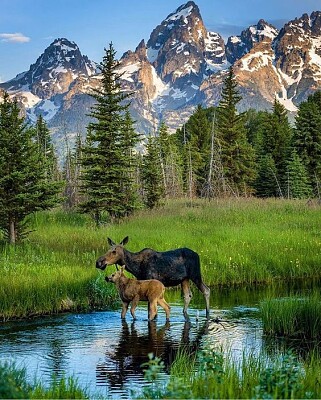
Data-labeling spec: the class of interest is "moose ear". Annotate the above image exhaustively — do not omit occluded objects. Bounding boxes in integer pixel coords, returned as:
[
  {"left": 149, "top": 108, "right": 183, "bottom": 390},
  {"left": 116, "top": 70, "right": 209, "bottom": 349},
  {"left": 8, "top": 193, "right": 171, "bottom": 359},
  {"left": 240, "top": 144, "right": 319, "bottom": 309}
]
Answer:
[
  {"left": 120, "top": 236, "right": 129, "bottom": 246},
  {"left": 107, "top": 237, "right": 115, "bottom": 247},
  {"left": 120, "top": 265, "right": 125, "bottom": 273}
]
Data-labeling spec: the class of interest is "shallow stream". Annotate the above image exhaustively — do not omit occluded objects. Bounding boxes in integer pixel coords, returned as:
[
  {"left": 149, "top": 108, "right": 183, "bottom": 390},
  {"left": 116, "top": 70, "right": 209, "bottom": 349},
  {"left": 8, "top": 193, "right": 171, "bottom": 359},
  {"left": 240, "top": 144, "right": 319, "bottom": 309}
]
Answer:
[{"left": 0, "top": 282, "right": 315, "bottom": 398}]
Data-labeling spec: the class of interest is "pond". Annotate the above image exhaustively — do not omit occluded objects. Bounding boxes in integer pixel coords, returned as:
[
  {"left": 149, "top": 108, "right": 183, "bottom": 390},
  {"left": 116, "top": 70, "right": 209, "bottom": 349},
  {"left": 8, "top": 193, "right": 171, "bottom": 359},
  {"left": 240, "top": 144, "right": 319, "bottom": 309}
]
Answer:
[{"left": 0, "top": 281, "right": 316, "bottom": 398}]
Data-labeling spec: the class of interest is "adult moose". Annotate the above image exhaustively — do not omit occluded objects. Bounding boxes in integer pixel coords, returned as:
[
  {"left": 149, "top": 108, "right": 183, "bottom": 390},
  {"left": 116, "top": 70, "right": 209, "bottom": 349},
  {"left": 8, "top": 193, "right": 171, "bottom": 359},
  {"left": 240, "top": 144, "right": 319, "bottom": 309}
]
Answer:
[{"left": 96, "top": 236, "right": 210, "bottom": 319}]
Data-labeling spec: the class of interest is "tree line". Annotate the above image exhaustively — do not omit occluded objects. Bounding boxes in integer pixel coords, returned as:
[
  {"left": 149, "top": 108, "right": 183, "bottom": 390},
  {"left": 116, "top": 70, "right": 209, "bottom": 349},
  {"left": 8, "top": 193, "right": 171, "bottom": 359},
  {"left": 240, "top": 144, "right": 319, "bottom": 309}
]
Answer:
[{"left": 1, "top": 43, "right": 320, "bottom": 243}]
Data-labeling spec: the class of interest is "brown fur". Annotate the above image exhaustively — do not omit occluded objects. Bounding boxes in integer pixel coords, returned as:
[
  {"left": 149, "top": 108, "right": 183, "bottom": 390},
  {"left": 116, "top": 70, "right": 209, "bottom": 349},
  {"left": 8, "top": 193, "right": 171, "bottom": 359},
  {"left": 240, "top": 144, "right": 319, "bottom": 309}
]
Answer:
[
  {"left": 96, "top": 236, "right": 211, "bottom": 320},
  {"left": 106, "top": 266, "right": 170, "bottom": 321}
]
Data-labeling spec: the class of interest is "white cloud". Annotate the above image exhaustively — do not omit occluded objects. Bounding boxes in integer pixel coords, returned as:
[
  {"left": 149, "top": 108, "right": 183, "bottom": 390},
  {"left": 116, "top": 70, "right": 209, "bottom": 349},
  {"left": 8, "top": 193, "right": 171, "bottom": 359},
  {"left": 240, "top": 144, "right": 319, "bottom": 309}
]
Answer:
[{"left": 0, "top": 33, "right": 30, "bottom": 43}]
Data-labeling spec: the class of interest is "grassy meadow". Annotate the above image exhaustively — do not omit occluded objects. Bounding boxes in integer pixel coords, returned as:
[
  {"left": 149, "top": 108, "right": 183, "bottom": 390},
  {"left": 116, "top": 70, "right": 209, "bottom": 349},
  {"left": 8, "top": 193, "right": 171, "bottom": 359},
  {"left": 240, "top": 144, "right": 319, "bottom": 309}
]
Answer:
[{"left": 0, "top": 198, "right": 320, "bottom": 320}]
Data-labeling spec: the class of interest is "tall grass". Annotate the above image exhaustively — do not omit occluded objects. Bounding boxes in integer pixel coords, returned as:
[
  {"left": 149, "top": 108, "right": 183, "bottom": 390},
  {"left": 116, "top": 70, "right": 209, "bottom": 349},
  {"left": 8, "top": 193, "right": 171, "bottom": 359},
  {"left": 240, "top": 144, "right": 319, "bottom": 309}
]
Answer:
[
  {"left": 140, "top": 344, "right": 321, "bottom": 399},
  {"left": 0, "top": 198, "right": 320, "bottom": 320},
  {"left": 260, "top": 292, "right": 321, "bottom": 338},
  {"left": 0, "top": 362, "right": 88, "bottom": 399}
]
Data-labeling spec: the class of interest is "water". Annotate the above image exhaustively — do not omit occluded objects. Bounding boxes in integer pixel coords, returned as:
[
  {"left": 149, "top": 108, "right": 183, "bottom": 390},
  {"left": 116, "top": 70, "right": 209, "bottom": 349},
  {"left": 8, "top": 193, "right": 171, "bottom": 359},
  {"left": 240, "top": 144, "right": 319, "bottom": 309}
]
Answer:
[{"left": 0, "top": 283, "right": 315, "bottom": 398}]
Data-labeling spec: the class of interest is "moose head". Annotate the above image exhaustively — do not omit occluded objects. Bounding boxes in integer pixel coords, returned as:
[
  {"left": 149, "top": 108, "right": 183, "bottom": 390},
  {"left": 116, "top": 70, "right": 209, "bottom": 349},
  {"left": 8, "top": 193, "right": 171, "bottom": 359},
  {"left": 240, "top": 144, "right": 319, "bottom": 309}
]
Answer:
[{"left": 96, "top": 236, "right": 129, "bottom": 270}]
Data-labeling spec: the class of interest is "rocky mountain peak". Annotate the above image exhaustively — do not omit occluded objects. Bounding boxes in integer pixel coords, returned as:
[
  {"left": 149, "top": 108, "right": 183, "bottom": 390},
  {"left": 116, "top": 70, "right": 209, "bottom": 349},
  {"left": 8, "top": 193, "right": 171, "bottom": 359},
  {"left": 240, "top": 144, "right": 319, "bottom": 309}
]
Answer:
[
  {"left": 274, "top": 11, "right": 321, "bottom": 88},
  {"left": 226, "top": 19, "right": 278, "bottom": 63},
  {"left": 2, "top": 37, "right": 96, "bottom": 99},
  {"left": 146, "top": 1, "right": 208, "bottom": 81}
]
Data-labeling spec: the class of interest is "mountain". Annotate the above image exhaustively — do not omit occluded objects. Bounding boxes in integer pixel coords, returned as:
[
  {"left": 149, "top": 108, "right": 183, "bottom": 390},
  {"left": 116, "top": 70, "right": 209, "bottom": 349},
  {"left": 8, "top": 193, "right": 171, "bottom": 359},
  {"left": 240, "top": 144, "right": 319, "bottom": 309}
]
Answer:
[{"left": 2, "top": 2, "right": 321, "bottom": 157}]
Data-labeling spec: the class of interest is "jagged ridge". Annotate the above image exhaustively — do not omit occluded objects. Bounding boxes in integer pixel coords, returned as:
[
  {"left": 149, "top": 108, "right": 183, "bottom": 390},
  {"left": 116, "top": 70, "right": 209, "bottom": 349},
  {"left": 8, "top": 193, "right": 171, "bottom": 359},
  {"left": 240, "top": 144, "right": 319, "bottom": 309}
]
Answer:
[{"left": 1, "top": 1, "right": 321, "bottom": 156}]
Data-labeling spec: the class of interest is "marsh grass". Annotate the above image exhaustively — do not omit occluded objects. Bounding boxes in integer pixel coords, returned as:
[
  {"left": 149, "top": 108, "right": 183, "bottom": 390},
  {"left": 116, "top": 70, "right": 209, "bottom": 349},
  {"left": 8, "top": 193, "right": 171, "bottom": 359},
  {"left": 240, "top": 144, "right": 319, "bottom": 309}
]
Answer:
[
  {"left": 0, "top": 362, "right": 88, "bottom": 399},
  {"left": 140, "top": 344, "right": 321, "bottom": 399},
  {"left": 0, "top": 198, "right": 320, "bottom": 320},
  {"left": 260, "top": 292, "right": 321, "bottom": 338}
]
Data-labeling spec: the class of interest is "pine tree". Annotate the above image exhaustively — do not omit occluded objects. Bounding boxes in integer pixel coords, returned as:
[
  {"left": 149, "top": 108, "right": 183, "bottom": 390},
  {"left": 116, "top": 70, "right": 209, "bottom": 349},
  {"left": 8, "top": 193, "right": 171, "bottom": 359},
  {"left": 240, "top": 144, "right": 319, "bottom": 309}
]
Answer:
[
  {"left": 260, "top": 99, "right": 293, "bottom": 194},
  {"left": 286, "top": 150, "right": 312, "bottom": 199},
  {"left": 254, "top": 154, "right": 279, "bottom": 198},
  {"left": 141, "top": 136, "right": 165, "bottom": 209},
  {"left": 216, "top": 67, "right": 256, "bottom": 195},
  {"left": 293, "top": 92, "right": 321, "bottom": 193},
  {"left": 174, "top": 105, "right": 212, "bottom": 195},
  {"left": 187, "top": 105, "right": 212, "bottom": 194},
  {"left": 80, "top": 43, "right": 139, "bottom": 224},
  {"left": 0, "top": 92, "right": 61, "bottom": 243}
]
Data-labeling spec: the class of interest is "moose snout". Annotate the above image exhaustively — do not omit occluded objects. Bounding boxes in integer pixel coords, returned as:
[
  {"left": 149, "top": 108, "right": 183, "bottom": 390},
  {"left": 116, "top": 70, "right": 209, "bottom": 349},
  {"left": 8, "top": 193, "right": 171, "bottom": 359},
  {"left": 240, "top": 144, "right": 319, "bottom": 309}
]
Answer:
[
  {"left": 96, "top": 256, "right": 107, "bottom": 270},
  {"left": 105, "top": 276, "right": 111, "bottom": 282}
]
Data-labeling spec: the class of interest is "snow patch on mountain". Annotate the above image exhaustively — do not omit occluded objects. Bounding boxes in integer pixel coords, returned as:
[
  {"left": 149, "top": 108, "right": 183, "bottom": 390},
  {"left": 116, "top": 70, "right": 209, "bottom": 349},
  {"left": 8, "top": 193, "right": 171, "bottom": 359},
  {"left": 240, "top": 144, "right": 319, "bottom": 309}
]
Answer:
[
  {"left": 309, "top": 37, "right": 321, "bottom": 78},
  {"left": 150, "top": 66, "right": 168, "bottom": 99},
  {"left": 19, "top": 91, "right": 41, "bottom": 108},
  {"left": 166, "top": 4, "right": 193, "bottom": 24},
  {"left": 118, "top": 62, "right": 140, "bottom": 82}
]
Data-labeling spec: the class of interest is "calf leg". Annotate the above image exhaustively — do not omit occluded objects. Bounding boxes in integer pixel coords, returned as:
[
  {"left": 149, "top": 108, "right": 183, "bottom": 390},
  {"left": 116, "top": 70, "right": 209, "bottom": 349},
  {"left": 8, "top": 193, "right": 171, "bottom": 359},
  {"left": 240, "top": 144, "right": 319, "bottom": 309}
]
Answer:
[
  {"left": 158, "top": 298, "right": 171, "bottom": 321},
  {"left": 181, "top": 279, "right": 192, "bottom": 320},
  {"left": 149, "top": 299, "right": 158, "bottom": 321},
  {"left": 130, "top": 295, "right": 140, "bottom": 320},
  {"left": 121, "top": 302, "right": 129, "bottom": 319}
]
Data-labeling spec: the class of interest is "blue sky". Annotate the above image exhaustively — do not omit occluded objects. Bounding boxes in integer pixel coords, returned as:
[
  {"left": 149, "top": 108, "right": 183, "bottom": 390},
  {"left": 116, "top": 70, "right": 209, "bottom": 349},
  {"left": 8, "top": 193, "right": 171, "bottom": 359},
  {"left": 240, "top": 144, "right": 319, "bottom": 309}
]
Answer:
[{"left": 1, "top": 0, "right": 321, "bottom": 82}]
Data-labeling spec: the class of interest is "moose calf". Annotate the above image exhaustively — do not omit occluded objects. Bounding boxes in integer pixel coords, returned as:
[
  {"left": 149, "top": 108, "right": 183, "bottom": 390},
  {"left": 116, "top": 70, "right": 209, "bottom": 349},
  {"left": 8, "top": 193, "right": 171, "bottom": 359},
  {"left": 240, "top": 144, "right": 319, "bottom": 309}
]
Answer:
[{"left": 105, "top": 266, "right": 170, "bottom": 321}]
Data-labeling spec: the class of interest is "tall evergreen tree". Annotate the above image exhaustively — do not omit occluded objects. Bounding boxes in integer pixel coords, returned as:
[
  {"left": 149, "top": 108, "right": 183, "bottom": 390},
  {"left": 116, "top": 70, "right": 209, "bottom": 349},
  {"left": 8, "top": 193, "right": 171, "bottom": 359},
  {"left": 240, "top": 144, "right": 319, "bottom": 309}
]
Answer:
[
  {"left": 254, "top": 154, "right": 279, "bottom": 198},
  {"left": 216, "top": 67, "right": 256, "bottom": 195},
  {"left": 80, "top": 43, "right": 139, "bottom": 224},
  {"left": 0, "top": 92, "right": 60, "bottom": 243},
  {"left": 141, "top": 136, "right": 165, "bottom": 209},
  {"left": 286, "top": 150, "right": 312, "bottom": 199},
  {"left": 175, "top": 105, "right": 212, "bottom": 195},
  {"left": 293, "top": 92, "right": 321, "bottom": 193},
  {"left": 260, "top": 99, "right": 292, "bottom": 193}
]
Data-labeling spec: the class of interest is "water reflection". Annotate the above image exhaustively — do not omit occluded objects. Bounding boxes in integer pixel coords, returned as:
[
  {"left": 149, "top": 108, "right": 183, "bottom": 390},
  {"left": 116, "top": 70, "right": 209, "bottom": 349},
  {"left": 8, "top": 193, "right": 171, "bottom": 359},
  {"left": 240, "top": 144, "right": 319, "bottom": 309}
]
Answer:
[
  {"left": 46, "top": 337, "right": 69, "bottom": 376},
  {"left": 96, "top": 317, "right": 210, "bottom": 389},
  {"left": 1, "top": 281, "right": 319, "bottom": 398}
]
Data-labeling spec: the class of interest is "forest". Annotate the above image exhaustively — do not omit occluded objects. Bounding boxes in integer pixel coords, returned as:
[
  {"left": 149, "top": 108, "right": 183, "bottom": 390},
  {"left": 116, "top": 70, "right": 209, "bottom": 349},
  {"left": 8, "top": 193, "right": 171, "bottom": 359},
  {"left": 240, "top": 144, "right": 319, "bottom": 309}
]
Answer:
[{"left": 0, "top": 43, "right": 320, "bottom": 243}]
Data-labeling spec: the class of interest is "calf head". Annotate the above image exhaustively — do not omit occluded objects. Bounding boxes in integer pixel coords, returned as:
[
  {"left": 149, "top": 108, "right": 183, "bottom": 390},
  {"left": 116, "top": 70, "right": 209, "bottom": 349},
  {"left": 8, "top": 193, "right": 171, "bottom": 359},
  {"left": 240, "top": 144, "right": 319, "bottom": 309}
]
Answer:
[
  {"left": 96, "top": 236, "right": 129, "bottom": 270},
  {"left": 105, "top": 266, "right": 125, "bottom": 283}
]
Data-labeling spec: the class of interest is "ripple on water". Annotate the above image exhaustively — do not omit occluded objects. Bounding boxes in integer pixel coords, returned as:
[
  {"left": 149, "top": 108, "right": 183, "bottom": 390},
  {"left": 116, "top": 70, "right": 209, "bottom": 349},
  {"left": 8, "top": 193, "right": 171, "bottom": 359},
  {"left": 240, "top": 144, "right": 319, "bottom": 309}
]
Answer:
[{"left": 0, "top": 304, "right": 263, "bottom": 398}]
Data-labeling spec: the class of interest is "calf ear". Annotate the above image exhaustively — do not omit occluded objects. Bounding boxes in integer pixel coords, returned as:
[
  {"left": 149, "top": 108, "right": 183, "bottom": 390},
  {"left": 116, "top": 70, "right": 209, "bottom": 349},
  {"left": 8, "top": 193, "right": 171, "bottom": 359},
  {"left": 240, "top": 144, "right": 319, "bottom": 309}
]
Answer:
[
  {"left": 108, "top": 237, "right": 115, "bottom": 247},
  {"left": 120, "top": 236, "right": 129, "bottom": 246}
]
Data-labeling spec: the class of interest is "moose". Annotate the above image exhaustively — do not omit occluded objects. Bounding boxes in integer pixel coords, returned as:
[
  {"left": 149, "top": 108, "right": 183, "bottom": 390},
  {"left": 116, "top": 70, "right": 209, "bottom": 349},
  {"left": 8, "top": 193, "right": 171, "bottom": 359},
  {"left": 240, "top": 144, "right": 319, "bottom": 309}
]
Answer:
[
  {"left": 105, "top": 266, "right": 171, "bottom": 321},
  {"left": 96, "top": 236, "right": 210, "bottom": 319}
]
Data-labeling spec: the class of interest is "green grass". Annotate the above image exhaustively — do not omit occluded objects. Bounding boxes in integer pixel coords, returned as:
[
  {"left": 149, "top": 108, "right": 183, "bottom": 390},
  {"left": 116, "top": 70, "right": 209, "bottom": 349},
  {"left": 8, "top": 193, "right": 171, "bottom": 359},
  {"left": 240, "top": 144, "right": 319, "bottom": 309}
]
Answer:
[
  {"left": 260, "top": 292, "right": 321, "bottom": 338},
  {"left": 0, "top": 362, "right": 88, "bottom": 399},
  {"left": 140, "top": 344, "right": 321, "bottom": 399},
  {"left": 0, "top": 198, "right": 320, "bottom": 320}
]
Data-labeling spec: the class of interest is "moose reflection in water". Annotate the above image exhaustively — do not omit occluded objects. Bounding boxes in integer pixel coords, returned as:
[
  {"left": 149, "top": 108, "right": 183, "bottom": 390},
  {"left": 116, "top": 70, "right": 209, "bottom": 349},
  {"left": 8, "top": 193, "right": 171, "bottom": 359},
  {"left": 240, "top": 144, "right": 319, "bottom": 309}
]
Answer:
[
  {"left": 96, "top": 319, "right": 209, "bottom": 388},
  {"left": 96, "top": 236, "right": 210, "bottom": 319}
]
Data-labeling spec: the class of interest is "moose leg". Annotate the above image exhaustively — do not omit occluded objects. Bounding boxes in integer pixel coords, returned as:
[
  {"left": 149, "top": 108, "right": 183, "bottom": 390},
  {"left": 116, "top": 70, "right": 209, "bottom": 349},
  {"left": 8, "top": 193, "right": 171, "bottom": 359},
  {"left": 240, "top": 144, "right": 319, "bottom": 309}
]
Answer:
[
  {"left": 149, "top": 299, "right": 158, "bottom": 321},
  {"left": 130, "top": 295, "right": 140, "bottom": 320},
  {"left": 181, "top": 279, "right": 192, "bottom": 320},
  {"left": 121, "top": 302, "right": 129, "bottom": 319},
  {"left": 158, "top": 298, "right": 171, "bottom": 321},
  {"left": 195, "top": 281, "right": 211, "bottom": 319}
]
